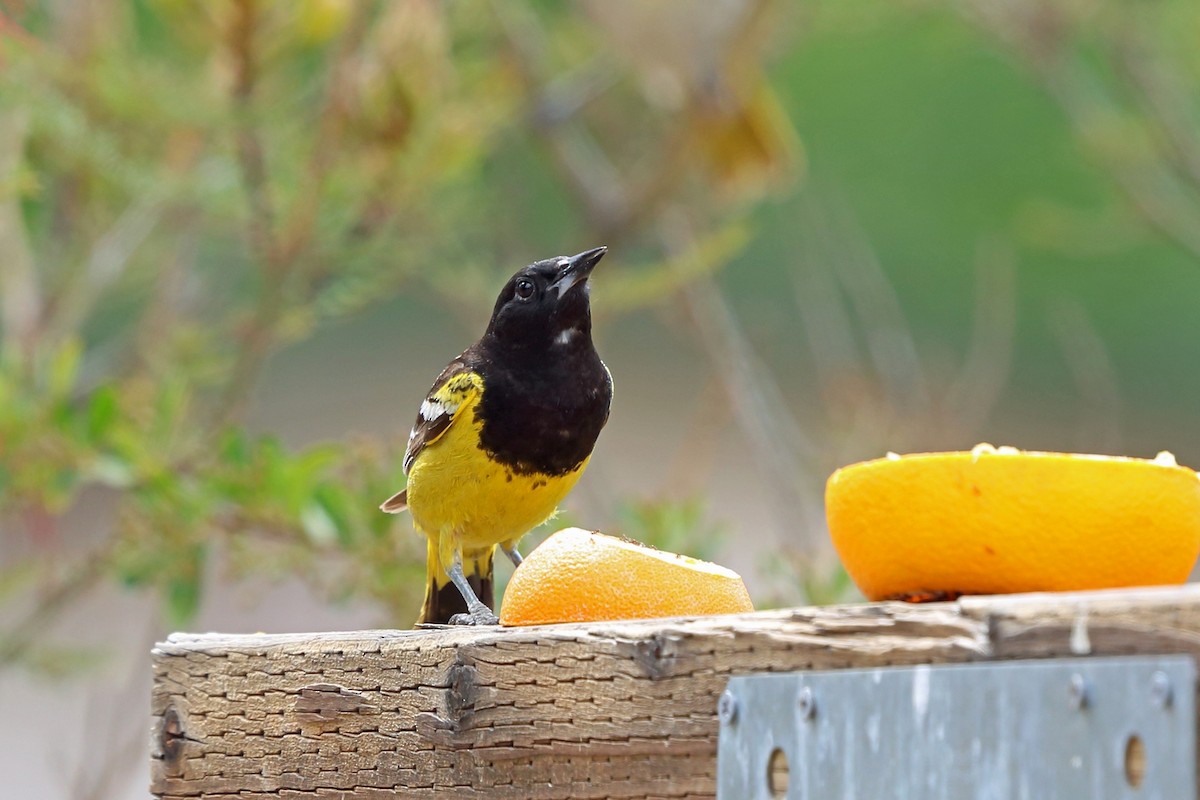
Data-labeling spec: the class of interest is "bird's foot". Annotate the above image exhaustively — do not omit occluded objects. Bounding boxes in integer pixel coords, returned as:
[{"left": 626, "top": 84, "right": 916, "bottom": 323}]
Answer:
[{"left": 448, "top": 610, "right": 500, "bottom": 626}]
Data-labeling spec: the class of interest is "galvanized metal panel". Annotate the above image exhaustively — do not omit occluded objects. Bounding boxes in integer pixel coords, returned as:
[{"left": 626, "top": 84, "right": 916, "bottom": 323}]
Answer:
[{"left": 717, "top": 656, "right": 1195, "bottom": 800}]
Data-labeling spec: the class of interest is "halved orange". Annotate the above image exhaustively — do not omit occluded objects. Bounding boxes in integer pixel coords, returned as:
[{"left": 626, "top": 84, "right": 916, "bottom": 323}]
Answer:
[
  {"left": 499, "top": 527, "right": 754, "bottom": 626},
  {"left": 826, "top": 445, "right": 1200, "bottom": 601}
]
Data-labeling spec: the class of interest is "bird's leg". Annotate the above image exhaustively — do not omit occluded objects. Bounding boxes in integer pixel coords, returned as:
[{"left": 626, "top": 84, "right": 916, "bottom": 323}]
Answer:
[
  {"left": 446, "top": 551, "right": 499, "bottom": 626},
  {"left": 500, "top": 541, "right": 523, "bottom": 568}
]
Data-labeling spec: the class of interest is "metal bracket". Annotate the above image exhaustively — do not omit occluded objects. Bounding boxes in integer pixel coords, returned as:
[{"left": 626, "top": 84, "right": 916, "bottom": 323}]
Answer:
[{"left": 717, "top": 655, "right": 1196, "bottom": 799}]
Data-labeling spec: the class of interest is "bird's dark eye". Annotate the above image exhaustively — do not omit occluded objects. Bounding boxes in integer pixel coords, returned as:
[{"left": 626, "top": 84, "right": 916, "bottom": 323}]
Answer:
[{"left": 515, "top": 278, "right": 535, "bottom": 300}]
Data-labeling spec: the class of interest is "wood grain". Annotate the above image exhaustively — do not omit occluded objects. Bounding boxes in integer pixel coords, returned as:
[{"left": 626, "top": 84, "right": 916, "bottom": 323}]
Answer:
[{"left": 151, "top": 584, "right": 1200, "bottom": 798}]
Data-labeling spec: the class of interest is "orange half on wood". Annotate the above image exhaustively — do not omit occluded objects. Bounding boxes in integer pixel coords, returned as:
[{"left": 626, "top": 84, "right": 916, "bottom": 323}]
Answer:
[
  {"left": 499, "top": 527, "right": 754, "bottom": 626},
  {"left": 825, "top": 445, "right": 1200, "bottom": 602}
]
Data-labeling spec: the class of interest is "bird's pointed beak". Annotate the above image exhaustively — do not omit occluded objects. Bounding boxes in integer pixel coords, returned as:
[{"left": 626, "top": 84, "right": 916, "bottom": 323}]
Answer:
[{"left": 550, "top": 246, "right": 606, "bottom": 298}]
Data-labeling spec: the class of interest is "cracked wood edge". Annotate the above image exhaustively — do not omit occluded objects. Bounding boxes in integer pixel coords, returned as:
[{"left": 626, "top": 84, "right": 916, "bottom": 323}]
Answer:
[{"left": 150, "top": 584, "right": 1200, "bottom": 799}]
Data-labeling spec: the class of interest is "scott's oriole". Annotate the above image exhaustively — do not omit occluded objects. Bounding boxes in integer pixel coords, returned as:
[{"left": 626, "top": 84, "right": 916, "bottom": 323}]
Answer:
[{"left": 381, "top": 246, "right": 613, "bottom": 625}]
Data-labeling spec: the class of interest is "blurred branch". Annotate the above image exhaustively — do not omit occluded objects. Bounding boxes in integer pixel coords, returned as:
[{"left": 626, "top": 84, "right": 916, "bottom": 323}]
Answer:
[
  {"left": 1106, "top": 19, "right": 1200, "bottom": 198},
  {"left": 595, "top": 222, "right": 750, "bottom": 316},
  {"left": 42, "top": 191, "right": 167, "bottom": 353},
  {"left": 214, "top": 1, "right": 386, "bottom": 427},
  {"left": 1047, "top": 298, "right": 1122, "bottom": 453},
  {"left": 228, "top": 0, "right": 276, "bottom": 266},
  {"left": 0, "top": 106, "right": 40, "bottom": 362},
  {"left": 68, "top": 625, "right": 154, "bottom": 800},
  {"left": 1043, "top": 58, "right": 1200, "bottom": 260},
  {"left": 658, "top": 376, "right": 730, "bottom": 497},
  {"left": 944, "top": 239, "right": 1017, "bottom": 432},
  {"left": 0, "top": 6, "right": 39, "bottom": 48},
  {"left": 791, "top": 205, "right": 860, "bottom": 398},
  {"left": 814, "top": 192, "right": 931, "bottom": 416},
  {"left": 0, "top": 545, "right": 110, "bottom": 668},
  {"left": 662, "top": 214, "right": 823, "bottom": 553},
  {"left": 133, "top": 212, "right": 198, "bottom": 368},
  {"left": 961, "top": 1, "right": 1200, "bottom": 264},
  {"left": 492, "top": 1, "right": 632, "bottom": 236},
  {"left": 280, "top": 1, "right": 372, "bottom": 270},
  {"left": 213, "top": 0, "right": 284, "bottom": 426},
  {"left": 790, "top": 190, "right": 932, "bottom": 453},
  {"left": 495, "top": 1, "right": 789, "bottom": 242}
]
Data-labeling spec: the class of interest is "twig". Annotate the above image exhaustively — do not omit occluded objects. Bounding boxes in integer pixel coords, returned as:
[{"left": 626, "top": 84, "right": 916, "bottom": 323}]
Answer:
[
  {"left": 1046, "top": 298, "right": 1122, "bottom": 452},
  {"left": 1106, "top": 20, "right": 1200, "bottom": 198},
  {"left": 944, "top": 238, "right": 1017, "bottom": 433},
  {"left": 0, "top": 6, "right": 40, "bottom": 50},
  {"left": 790, "top": 193, "right": 861, "bottom": 401},
  {"left": 822, "top": 193, "right": 930, "bottom": 415},
  {"left": 492, "top": 1, "right": 630, "bottom": 236},
  {"left": 960, "top": 2, "right": 1200, "bottom": 266},
  {"left": 212, "top": 0, "right": 379, "bottom": 427},
  {"left": 132, "top": 210, "right": 198, "bottom": 368},
  {"left": 0, "top": 106, "right": 40, "bottom": 363},
  {"left": 662, "top": 213, "right": 824, "bottom": 552},
  {"left": 279, "top": 0, "right": 373, "bottom": 269},
  {"left": 41, "top": 190, "right": 167, "bottom": 352},
  {"left": 208, "top": 0, "right": 282, "bottom": 426},
  {"left": 1042, "top": 59, "right": 1200, "bottom": 262},
  {"left": 0, "top": 545, "right": 110, "bottom": 667},
  {"left": 67, "top": 613, "right": 156, "bottom": 800},
  {"left": 228, "top": 0, "right": 276, "bottom": 268},
  {"left": 658, "top": 375, "right": 730, "bottom": 497}
]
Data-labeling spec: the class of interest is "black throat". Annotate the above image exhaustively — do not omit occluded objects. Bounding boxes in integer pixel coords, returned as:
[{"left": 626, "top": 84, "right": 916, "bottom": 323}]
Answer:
[{"left": 470, "top": 330, "right": 612, "bottom": 476}]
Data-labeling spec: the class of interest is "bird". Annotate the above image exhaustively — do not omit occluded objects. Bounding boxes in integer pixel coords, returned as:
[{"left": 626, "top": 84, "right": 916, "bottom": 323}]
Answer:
[{"left": 380, "top": 246, "right": 613, "bottom": 625}]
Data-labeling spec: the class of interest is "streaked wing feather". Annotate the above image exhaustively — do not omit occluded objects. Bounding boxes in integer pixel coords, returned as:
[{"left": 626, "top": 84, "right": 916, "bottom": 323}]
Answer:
[{"left": 402, "top": 358, "right": 482, "bottom": 474}]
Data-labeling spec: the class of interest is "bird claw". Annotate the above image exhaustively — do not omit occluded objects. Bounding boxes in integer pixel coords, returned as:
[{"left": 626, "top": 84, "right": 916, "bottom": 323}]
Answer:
[{"left": 448, "top": 610, "right": 500, "bottom": 626}]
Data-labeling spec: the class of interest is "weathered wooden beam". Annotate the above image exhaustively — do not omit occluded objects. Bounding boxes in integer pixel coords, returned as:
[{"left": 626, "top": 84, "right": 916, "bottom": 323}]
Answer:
[{"left": 150, "top": 584, "right": 1200, "bottom": 799}]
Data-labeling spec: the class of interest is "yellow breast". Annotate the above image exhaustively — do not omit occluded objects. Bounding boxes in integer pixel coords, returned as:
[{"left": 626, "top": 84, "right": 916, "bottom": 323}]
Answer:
[{"left": 405, "top": 391, "right": 588, "bottom": 551}]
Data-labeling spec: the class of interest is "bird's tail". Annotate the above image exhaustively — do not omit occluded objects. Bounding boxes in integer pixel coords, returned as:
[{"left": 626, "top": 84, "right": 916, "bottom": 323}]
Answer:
[{"left": 416, "top": 538, "right": 495, "bottom": 625}]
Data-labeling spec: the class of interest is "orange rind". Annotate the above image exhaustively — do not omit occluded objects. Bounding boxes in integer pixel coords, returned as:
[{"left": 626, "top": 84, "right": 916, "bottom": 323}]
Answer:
[
  {"left": 826, "top": 445, "right": 1200, "bottom": 601},
  {"left": 500, "top": 527, "right": 754, "bottom": 626}
]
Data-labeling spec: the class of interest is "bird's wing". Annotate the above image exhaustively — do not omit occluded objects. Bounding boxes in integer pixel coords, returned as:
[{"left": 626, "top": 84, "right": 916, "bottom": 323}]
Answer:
[
  {"left": 381, "top": 358, "right": 483, "bottom": 515},
  {"left": 403, "top": 358, "right": 484, "bottom": 474}
]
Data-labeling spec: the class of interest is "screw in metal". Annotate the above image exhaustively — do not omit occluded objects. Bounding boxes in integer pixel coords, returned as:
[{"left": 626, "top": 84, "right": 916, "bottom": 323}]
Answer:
[
  {"left": 717, "top": 690, "right": 739, "bottom": 726},
  {"left": 1068, "top": 673, "right": 1090, "bottom": 711},
  {"left": 1150, "top": 671, "right": 1174, "bottom": 709},
  {"left": 797, "top": 685, "right": 817, "bottom": 721}
]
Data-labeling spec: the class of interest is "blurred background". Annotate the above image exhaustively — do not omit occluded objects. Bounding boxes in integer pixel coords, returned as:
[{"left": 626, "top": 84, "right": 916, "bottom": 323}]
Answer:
[{"left": 4, "top": 0, "right": 1200, "bottom": 796}]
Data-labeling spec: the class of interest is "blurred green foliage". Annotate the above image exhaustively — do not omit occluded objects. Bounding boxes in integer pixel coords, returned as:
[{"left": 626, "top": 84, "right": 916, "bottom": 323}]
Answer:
[
  {"left": 5, "top": 0, "right": 1200, "bottom": 670},
  {"left": 0, "top": 0, "right": 797, "bottom": 662}
]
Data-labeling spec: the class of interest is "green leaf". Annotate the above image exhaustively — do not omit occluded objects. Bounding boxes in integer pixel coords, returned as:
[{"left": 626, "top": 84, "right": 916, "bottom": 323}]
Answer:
[
  {"left": 152, "top": 379, "right": 188, "bottom": 441},
  {"left": 89, "top": 454, "right": 135, "bottom": 488},
  {"left": 300, "top": 500, "right": 338, "bottom": 547},
  {"left": 46, "top": 337, "right": 82, "bottom": 398},
  {"left": 218, "top": 428, "right": 251, "bottom": 466},
  {"left": 49, "top": 397, "right": 77, "bottom": 430},
  {"left": 86, "top": 385, "right": 119, "bottom": 442},
  {"left": 164, "top": 543, "right": 206, "bottom": 626},
  {"left": 113, "top": 543, "right": 161, "bottom": 588},
  {"left": 46, "top": 467, "right": 80, "bottom": 509},
  {"left": 312, "top": 482, "right": 357, "bottom": 547}
]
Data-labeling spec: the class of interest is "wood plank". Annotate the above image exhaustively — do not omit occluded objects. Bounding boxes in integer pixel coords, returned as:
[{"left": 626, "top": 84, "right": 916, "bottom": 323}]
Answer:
[{"left": 151, "top": 584, "right": 1200, "bottom": 799}]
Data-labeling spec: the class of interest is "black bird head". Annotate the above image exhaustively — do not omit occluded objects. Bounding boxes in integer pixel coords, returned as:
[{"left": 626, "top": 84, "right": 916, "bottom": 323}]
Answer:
[{"left": 485, "top": 246, "right": 606, "bottom": 352}]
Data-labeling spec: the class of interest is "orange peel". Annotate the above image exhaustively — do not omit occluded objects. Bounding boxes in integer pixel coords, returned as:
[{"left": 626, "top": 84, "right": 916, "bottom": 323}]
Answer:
[
  {"left": 500, "top": 527, "right": 754, "bottom": 626},
  {"left": 826, "top": 445, "right": 1200, "bottom": 601}
]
